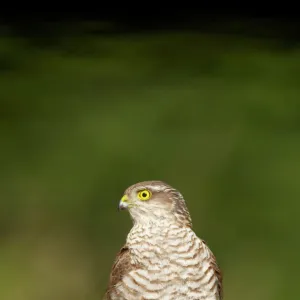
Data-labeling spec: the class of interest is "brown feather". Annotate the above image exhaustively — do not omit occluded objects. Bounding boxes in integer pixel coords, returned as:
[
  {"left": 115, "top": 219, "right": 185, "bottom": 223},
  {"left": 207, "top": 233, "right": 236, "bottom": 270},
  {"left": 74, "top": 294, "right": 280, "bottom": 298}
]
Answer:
[
  {"left": 211, "top": 255, "right": 223, "bottom": 299},
  {"left": 104, "top": 245, "right": 138, "bottom": 300},
  {"left": 203, "top": 239, "right": 223, "bottom": 299}
]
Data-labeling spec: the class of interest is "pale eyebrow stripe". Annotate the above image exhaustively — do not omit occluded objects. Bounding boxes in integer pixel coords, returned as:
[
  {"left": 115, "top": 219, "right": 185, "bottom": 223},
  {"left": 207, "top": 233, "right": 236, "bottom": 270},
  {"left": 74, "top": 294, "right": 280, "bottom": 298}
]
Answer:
[{"left": 148, "top": 185, "right": 163, "bottom": 192}]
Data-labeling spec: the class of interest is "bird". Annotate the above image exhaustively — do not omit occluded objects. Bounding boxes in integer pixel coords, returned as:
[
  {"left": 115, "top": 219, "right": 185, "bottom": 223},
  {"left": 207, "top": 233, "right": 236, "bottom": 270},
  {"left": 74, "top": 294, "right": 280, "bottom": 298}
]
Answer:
[{"left": 104, "top": 180, "right": 222, "bottom": 300}]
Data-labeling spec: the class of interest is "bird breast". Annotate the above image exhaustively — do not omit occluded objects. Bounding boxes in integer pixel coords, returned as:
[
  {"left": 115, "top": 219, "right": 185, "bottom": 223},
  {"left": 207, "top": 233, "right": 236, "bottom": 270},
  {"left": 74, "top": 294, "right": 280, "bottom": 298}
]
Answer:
[{"left": 115, "top": 223, "right": 219, "bottom": 300}]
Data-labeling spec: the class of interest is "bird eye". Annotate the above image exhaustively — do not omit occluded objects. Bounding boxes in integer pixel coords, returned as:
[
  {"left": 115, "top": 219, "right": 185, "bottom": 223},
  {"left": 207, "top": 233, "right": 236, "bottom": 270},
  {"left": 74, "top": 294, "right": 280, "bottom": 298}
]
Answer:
[{"left": 137, "top": 189, "right": 151, "bottom": 201}]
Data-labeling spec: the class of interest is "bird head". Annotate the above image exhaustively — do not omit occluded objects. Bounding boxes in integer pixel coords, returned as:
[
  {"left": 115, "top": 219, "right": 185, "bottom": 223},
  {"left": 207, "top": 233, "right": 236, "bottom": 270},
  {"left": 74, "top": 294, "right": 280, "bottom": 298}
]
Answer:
[{"left": 118, "top": 180, "right": 192, "bottom": 228}]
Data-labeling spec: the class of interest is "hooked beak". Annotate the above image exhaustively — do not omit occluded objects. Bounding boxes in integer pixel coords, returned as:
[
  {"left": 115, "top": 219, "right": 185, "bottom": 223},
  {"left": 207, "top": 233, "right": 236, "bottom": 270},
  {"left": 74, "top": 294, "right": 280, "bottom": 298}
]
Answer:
[{"left": 118, "top": 195, "right": 129, "bottom": 211}]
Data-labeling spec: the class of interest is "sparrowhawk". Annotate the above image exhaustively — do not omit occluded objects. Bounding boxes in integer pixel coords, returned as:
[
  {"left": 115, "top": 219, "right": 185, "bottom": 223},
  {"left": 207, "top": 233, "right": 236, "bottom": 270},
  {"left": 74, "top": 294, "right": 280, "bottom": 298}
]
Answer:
[{"left": 104, "top": 180, "right": 222, "bottom": 300}]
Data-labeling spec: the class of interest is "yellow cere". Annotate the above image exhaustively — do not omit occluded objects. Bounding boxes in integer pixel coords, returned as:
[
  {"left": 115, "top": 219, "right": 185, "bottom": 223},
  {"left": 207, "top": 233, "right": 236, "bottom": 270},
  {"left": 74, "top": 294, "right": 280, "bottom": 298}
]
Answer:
[
  {"left": 121, "top": 195, "right": 128, "bottom": 202},
  {"left": 137, "top": 189, "right": 152, "bottom": 201}
]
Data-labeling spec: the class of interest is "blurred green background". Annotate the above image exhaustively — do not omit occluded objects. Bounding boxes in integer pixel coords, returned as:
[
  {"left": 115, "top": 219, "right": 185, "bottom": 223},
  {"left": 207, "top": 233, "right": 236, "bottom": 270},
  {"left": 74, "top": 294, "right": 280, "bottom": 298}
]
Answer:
[{"left": 0, "top": 21, "right": 299, "bottom": 300}]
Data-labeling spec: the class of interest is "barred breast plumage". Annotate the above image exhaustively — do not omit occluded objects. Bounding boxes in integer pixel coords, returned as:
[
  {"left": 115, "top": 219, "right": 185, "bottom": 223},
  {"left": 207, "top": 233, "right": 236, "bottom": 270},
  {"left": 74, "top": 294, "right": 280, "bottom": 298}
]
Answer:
[{"left": 104, "top": 181, "right": 222, "bottom": 300}]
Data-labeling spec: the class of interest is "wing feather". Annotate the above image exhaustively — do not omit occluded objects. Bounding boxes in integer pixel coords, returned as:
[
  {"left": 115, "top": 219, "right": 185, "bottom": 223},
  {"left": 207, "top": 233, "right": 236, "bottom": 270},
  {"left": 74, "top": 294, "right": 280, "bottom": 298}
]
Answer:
[
  {"left": 202, "top": 240, "right": 223, "bottom": 299},
  {"left": 103, "top": 245, "right": 136, "bottom": 299}
]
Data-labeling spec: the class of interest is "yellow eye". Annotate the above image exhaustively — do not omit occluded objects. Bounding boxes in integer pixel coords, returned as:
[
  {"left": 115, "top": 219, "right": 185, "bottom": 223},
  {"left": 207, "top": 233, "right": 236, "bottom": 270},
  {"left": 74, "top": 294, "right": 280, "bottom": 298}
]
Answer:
[{"left": 137, "top": 189, "right": 152, "bottom": 201}]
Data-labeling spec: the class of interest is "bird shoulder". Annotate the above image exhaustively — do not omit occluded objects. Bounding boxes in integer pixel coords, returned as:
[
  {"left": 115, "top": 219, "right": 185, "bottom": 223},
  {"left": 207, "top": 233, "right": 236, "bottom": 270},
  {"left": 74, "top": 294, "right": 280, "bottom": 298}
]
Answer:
[
  {"left": 202, "top": 239, "right": 223, "bottom": 299},
  {"left": 103, "top": 245, "right": 138, "bottom": 299}
]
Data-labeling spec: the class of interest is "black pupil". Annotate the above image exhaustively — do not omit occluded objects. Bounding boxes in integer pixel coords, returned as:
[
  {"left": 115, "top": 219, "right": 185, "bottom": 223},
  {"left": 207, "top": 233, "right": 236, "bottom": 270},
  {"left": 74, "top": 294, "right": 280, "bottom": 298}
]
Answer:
[{"left": 142, "top": 192, "right": 147, "bottom": 198}]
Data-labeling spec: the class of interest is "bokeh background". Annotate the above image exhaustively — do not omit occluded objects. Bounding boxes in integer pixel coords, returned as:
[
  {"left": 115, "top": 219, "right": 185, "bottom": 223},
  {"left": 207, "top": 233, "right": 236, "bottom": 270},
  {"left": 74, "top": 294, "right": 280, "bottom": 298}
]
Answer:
[{"left": 1, "top": 15, "right": 299, "bottom": 300}]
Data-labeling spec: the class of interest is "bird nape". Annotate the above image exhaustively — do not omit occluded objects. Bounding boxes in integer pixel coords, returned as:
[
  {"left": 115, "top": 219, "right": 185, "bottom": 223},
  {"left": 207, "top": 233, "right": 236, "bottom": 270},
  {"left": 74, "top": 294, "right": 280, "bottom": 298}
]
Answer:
[{"left": 104, "top": 180, "right": 222, "bottom": 300}]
